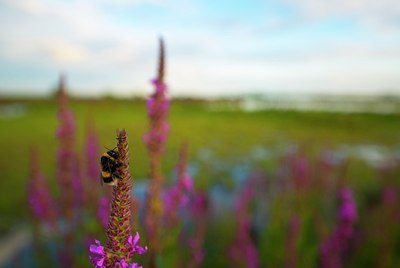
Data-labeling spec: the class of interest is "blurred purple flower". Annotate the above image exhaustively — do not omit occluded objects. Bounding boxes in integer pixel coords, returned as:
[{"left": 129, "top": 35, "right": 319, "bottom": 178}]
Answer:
[
  {"left": 143, "top": 40, "right": 169, "bottom": 153},
  {"left": 339, "top": 188, "right": 358, "bottom": 224},
  {"left": 163, "top": 142, "right": 193, "bottom": 227},
  {"left": 27, "top": 147, "right": 58, "bottom": 229},
  {"left": 97, "top": 196, "right": 110, "bottom": 228},
  {"left": 72, "top": 157, "right": 84, "bottom": 209},
  {"left": 292, "top": 154, "right": 310, "bottom": 190},
  {"left": 229, "top": 175, "right": 259, "bottom": 268},
  {"left": 187, "top": 190, "right": 208, "bottom": 267},
  {"left": 144, "top": 38, "right": 169, "bottom": 258},
  {"left": 55, "top": 74, "right": 78, "bottom": 267},
  {"left": 56, "top": 75, "right": 78, "bottom": 219},
  {"left": 85, "top": 120, "right": 100, "bottom": 185},
  {"left": 320, "top": 187, "right": 357, "bottom": 268}
]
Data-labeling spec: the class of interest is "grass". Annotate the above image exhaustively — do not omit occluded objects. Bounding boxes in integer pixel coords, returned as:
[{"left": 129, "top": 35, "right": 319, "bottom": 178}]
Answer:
[{"left": 0, "top": 97, "right": 399, "bottom": 227}]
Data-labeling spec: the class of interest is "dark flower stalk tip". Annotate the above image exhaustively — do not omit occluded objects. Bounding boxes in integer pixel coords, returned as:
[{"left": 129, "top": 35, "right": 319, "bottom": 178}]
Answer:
[{"left": 90, "top": 129, "right": 147, "bottom": 268}]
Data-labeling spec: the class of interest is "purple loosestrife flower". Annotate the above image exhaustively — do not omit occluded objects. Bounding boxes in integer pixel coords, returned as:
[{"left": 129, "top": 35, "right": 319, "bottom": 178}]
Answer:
[
  {"left": 98, "top": 196, "right": 110, "bottom": 228},
  {"left": 72, "top": 157, "right": 84, "bottom": 209},
  {"left": 291, "top": 153, "right": 310, "bottom": 191},
  {"left": 229, "top": 176, "right": 259, "bottom": 268},
  {"left": 143, "top": 38, "right": 169, "bottom": 154},
  {"left": 281, "top": 148, "right": 310, "bottom": 192},
  {"left": 320, "top": 187, "right": 357, "bottom": 268},
  {"left": 27, "top": 147, "right": 58, "bottom": 230},
  {"left": 144, "top": 38, "right": 169, "bottom": 260},
  {"left": 163, "top": 142, "right": 193, "bottom": 227},
  {"left": 56, "top": 74, "right": 81, "bottom": 267},
  {"left": 187, "top": 190, "right": 208, "bottom": 268},
  {"left": 90, "top": 233, "right": 147, "bottom": 268},
  {"left": 143, "top": 38, "right": 169, "bottom": 155},
  {"left": 85, "top": 119, "right": 101, "bottom": 206},
  {"left": 56, "top": 74, "right": 78, "bottom": 220},
  {"left": 89, "top": 129, "right": 147, "bottom": 267}
]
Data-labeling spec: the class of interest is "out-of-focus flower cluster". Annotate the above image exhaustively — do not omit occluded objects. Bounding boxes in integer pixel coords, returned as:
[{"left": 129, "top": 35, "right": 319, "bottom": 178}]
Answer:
[{"left": 320, "top": 187, "right": 358, "bottom": 268}]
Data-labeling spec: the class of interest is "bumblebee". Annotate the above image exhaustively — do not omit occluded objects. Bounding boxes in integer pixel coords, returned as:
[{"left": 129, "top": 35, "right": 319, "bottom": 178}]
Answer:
[{"left": 100, "top": 148, "right": 121, "bottom": 186}]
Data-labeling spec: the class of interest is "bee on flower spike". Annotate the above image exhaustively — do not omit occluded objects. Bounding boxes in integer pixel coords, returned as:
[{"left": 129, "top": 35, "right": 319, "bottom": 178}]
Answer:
[{"left": 100, "top": 147, "right": 121, "bottom": 186}]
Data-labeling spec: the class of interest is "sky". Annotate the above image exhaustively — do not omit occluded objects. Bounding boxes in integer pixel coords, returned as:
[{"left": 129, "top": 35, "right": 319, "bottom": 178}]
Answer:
[{"left": 0, "top": 0, "right": 399, "bottom": 97}]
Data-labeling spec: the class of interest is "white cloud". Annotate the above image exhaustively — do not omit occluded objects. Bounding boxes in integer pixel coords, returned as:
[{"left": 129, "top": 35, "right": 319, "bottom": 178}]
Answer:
[
  {"left": 0, "top": 0, "right": 399, "bottom": 96},
  {"left": 286, "top": 0, "right": 400, "bottom": 32},
  {"left": 42, "top": 39, "right": 89, "bottom": 64}
]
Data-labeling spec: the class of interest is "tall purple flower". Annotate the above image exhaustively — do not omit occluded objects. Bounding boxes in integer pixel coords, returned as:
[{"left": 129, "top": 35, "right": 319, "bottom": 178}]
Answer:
[
  {"left": 72, "top": 156, "right": 84, "bottom": 209},
  {"left": 163, "top": 142, "right": 193, "bottom": 227},
  {"left": 320, "top": 187, "right": 357, "bottom": 268},
  {"left": 187, "top": 190, "right": 208, "bottom": 268},
  {"left": 55, "top": 74, "right": 79, "bottom": 267},
  {"left": 97, "top": 196, "right": 110, "bottom": 229},
  {"left": 291, "top": 152, "right": 310, "bottom": 191},
  {"left": 229, "top": 175, "right": 259, "bottom": 268},
  {"left": 27, "top": 147, "right": 58, "bottom": 230},
  {"left": 85, "top": 120, "right": 100, "bottom": 182},
  {"left": 143, "top": 38, "right": 169, "bottom": 154},
  {"left": 89, "top": 129, "right": 147, "bottom": 267},
  {"left": 56, "top": 74, "right": 78, "bottom": 220},
  {"left": 280, "top": 148, "right": 310, "bottom": 192},
  {"left": 85, "top": 119, "right": 101, "bottom": 206},
  {"left": 144, "top": 38, "right": 170, "bottom": 262}
]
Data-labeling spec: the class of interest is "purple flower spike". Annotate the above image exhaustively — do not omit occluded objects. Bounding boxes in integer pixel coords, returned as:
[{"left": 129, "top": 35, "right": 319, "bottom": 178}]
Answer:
[
  {"left": 186, "top": 190, "right": 208, "bottom": 267},
  {"left": 89, "top": 130, "right": 147, "bottom": 267},
  {"left": 339, "top": 188, "right": 357, "bottom": 224},
  {"left": 97, "top": 196, "right": 110, "bottom": 228},
  {"left": 27, "top": 147, "right": 58, "bottom": 230},
  {"left": 320, "top": 187, "right": 358, "bottom": 268},
  {"left": 229, "top": 174, "right": 259, "bottom": 268},
  {"left": 55, "top": 74, "right": 78, "bottom": 267},
  {"left": 163, "top": 142, "right": 194, "bottom": 227},
  {"left": 145, "top": 37, "right": 170, "bottom": 258},
  {"left": 85, "top": 120, "right": 100, "bottom": 183}
]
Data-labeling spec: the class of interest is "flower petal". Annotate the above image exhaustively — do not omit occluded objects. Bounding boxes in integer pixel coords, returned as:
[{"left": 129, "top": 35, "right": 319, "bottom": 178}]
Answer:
[{"left": 89, "top": 240, "right": 105, "bottom": 255}]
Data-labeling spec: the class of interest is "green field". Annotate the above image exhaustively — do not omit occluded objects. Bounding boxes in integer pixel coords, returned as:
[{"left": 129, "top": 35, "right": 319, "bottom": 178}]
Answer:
[{"left": 0, "top": 97, "right": 399, "bottom": 230}]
